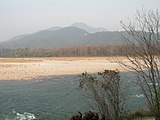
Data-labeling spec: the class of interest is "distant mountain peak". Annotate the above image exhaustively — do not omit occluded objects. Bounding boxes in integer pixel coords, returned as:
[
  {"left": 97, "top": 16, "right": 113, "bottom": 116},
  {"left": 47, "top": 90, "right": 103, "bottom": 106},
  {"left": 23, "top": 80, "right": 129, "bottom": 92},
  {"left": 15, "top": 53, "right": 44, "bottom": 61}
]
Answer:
[
  {"left": 59, "top": 26, "right": 88, "bottom": 33},
  {"left": 47, "top": 26, "right": 62, "bottom": 31},
  {"left": 71, "top": 22, "right": 106, "bottom": 33},
  {"left": 71, "top": 22, "right": 89, "bottom": 27}
]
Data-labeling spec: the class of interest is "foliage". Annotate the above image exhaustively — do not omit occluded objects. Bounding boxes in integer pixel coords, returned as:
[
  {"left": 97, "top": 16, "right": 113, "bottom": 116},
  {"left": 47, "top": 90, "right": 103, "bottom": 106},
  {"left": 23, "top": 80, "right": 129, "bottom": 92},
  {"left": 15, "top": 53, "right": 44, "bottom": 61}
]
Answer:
[{"left": 79, "top": 70, "right": 125, "bottom": 120}]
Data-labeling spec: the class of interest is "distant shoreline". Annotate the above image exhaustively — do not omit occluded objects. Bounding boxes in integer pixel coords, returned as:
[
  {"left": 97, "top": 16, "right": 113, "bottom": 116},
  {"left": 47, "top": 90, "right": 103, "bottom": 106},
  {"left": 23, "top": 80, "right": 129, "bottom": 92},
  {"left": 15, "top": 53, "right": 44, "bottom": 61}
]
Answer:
[{"left": 0, "top": 57, "right": 125, "bottom": 80}]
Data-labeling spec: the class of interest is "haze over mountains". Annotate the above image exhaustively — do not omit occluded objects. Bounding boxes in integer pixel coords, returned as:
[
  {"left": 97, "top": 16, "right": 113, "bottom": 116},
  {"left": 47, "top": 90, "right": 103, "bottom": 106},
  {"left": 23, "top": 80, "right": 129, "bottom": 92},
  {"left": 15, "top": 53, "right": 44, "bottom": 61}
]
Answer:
[
  {"left": 0, "top": 23, "right": 125, "bottom": 48},
  {"left": 71, "top": 22, "right": 106, "bottom": 33}
]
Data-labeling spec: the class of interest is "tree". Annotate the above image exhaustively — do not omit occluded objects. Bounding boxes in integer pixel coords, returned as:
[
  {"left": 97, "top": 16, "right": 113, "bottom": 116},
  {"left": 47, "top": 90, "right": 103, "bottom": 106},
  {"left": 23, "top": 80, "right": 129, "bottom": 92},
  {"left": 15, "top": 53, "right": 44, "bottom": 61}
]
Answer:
[
  {"left": 119, "top": 9, "right": 160, "bottom": 120},
  {"left": 79, "top": 70, "right": 125, "bottom": 120}
]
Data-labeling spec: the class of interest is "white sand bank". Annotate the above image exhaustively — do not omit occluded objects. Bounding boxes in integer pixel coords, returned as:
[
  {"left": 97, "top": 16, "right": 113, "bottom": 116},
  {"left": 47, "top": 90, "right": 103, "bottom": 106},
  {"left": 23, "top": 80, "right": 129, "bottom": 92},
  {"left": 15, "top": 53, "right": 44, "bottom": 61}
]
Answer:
[{"left": 0, "top": 57, "right": 125, "bottom": 80}]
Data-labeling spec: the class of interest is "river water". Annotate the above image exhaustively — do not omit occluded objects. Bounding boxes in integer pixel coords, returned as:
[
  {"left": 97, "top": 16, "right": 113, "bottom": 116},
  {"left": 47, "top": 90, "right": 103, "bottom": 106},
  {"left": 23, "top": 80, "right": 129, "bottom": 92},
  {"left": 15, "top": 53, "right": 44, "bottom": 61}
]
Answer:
[{"left": 0, "top": 74, "right": 147, "bottom": 120}]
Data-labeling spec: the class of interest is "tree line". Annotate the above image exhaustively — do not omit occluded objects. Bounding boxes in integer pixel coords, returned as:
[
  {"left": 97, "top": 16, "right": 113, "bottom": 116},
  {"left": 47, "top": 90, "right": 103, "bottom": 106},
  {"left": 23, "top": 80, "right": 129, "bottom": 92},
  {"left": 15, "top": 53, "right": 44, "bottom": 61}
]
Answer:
[{"left": 0, "top": 45, "right": 126, "bottom": 57}]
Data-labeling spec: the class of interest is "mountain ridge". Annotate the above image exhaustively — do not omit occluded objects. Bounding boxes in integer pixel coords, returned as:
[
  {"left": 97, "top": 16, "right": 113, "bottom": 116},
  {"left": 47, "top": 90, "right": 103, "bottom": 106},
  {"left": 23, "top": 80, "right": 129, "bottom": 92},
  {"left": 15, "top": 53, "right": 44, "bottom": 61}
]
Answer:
[
  {"left": 71, "top": 22, "right": 106, "bottom": 33},
  {"left": 0, "top": 23, "right": 125, "bottom": 48}
]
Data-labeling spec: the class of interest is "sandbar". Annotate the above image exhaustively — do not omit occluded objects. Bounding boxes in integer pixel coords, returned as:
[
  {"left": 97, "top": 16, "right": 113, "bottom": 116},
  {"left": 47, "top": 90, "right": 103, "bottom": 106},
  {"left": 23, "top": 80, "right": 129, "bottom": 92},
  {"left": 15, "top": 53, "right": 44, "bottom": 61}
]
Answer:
[{"left": 0, "top": 57, "right": 125, "bottom": 80}]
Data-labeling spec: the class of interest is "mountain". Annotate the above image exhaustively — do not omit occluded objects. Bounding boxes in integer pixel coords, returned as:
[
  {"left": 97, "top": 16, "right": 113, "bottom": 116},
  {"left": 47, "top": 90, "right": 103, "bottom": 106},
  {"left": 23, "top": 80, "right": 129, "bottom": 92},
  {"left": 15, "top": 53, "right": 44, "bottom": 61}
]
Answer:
[
  {"left": 8, "top": 34, "right": 30, "bottom": 42},
  {"left": 71, "top": 22, "right": 106, "bottom": 33},
  {"left": 6, "top": 26, "right": 62, "bottom": 42},
  {"left": 0, "top": 27, "right": 89, "bottom": 48},
  {"left": 47, "top": 26, "right": 62, "bottom": 31},
  {"left": 0, "top": 24, "right": 125, "bottom": 49}
]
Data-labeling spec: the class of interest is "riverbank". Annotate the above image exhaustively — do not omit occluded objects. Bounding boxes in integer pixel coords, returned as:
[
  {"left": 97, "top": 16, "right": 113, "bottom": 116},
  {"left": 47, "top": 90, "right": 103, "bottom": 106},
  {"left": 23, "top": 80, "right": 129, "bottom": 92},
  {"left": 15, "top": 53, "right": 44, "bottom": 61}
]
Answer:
[{"left": 0, "top": 57, "right": 125, "bottom": 80}]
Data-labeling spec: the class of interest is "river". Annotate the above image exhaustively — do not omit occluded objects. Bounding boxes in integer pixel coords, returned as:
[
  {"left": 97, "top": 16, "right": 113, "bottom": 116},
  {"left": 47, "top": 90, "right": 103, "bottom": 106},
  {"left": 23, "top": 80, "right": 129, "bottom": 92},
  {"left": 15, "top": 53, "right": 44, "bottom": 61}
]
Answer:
[{"left": 0, "top": 73, "right": 147, "bottom": 120}]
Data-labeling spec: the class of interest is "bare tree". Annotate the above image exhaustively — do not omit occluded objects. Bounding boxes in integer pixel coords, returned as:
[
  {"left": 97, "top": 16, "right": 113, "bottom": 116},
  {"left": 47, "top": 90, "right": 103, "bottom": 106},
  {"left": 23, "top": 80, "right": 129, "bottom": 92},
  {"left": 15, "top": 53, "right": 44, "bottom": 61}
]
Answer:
[
  {"left": 79, "top": 72, "right": 108, "bottom": 119},
  {"left": 79, "top": 70, "right": 125, "bottom": 120},
  {"left": 119, "top": 9, "right": 160, "bottom": 120}
]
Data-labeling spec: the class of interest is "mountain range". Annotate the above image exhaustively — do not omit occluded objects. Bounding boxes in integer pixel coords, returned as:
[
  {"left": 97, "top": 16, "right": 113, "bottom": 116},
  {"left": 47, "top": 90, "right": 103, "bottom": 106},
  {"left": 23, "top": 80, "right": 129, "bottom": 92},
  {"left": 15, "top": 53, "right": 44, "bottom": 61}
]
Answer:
[{"left": 0, "top": 23, "right": 126, "bottom": 48}]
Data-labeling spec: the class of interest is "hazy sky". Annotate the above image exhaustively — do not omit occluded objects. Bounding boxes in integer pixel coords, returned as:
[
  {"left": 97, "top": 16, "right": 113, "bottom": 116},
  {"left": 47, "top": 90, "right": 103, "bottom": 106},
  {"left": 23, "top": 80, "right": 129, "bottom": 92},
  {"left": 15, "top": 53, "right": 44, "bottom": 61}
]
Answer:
[{"left": 0, "top": 0, "right": 160, "bottom": 42}]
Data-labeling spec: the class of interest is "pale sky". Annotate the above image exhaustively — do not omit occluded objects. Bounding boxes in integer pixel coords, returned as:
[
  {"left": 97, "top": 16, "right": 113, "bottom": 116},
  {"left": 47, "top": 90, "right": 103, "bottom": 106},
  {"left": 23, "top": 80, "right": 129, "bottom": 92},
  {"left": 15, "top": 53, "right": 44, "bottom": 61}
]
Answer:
[{"left": 0, "top": 0, "right": 160, "bottom": 42}]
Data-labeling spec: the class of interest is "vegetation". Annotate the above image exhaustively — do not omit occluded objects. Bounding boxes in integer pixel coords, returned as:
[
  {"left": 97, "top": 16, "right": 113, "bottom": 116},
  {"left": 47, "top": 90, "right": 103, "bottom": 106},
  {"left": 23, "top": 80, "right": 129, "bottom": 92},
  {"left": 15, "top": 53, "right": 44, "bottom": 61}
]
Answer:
[
  {"left": 119, "top": 9, "right": 160, "bottom": 120},
  {"left": 70, "top": 111, "right": 99, "bottom": 120},
  {"left": 0, "top": 45, "right": 126, "bottom": 57},
  {"left": 79, "top": 70, "right": 125, "bottom": 120}
]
